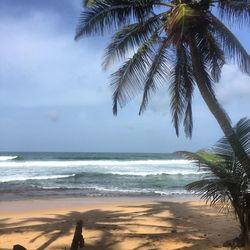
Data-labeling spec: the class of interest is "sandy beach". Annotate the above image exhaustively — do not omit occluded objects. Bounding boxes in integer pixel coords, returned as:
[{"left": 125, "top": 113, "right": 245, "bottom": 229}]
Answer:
[{"left": 0, "top": 197, "right": 240, "bottom": 250}]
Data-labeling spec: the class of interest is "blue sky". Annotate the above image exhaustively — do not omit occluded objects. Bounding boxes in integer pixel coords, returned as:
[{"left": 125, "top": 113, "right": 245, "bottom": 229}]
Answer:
[{"left": 0, "top": 0, "right": 249, "bottom": 153}]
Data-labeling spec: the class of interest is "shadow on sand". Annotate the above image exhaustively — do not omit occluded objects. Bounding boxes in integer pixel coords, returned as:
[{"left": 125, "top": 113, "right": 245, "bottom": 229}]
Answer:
[{"left": 0, "top": 201, "right": 239, "bottom": 250}]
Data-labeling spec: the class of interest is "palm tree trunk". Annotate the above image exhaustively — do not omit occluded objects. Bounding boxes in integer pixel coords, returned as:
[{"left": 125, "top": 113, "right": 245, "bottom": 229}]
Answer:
[
  {"left": 189, "top": 39, "right": 250, "bottom": 176},
  {"left": 244, "top": 210, "right": 250, "bottom": 249},
  {"left": 235, "top": 205, "right": 250, "bottom": 249}
]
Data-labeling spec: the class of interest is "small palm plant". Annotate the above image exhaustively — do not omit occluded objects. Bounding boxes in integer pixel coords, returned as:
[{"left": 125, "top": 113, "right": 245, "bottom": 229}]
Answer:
[{"left": 180, "top": 118, "right": 250, "bottom": 248}]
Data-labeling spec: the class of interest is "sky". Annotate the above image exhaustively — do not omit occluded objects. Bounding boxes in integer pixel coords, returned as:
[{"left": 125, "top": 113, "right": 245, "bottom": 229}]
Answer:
[{"left": 0, "top": 0, "right": 249, "bottom": 153}]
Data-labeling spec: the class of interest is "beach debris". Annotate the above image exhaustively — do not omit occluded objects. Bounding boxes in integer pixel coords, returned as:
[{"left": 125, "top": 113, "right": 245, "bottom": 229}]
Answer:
[
  {"left": 70, "top": 220, "right": 85, "bottom": 250},
  {"left": 13, "top": 245, "right": 27, "bottom": 250}
]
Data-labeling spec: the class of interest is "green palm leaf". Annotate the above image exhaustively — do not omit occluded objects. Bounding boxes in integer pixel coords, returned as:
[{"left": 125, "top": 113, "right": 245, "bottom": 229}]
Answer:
[
  {"left": 218, "top": 0, "right": 250, "bottom": 26},
  {"left": 102, "top": 15, "right": 163, "bottom": 70},
  {"left": 75, "top": 0, "right": 161, "bottom": 39},
  {"left": 198, "top": 31, "right": 225, "bottom": 82},
  {"left": 215, "top": 118, "right": 250, "bottom": 164},
  {"left": 180, "top": 118, "right": 250, "bottom": 212},
  {"left": 139, "top": 38, "right": 171, "bottom": 114},
  {"left": 211, "top": 14, "right": 250, "bottom": 75},
  {"left": 169, "top": 44, "right": 195, "bottom": 137},
  {"left": 111, "top": 35, "right": 158, "bottom": 115}
]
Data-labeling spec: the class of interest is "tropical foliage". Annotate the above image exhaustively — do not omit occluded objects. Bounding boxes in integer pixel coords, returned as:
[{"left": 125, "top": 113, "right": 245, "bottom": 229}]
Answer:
[
  {"left": 180, "top": 118, "right": 250, "bottom": 247},
  {"left": 75, "top": 0, "right": 250, "bottom": 138}
]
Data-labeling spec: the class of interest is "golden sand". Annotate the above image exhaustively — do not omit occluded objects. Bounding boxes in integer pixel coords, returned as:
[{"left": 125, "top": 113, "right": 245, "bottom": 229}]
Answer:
[{"left": 0, "top": 198, "right": 239, "bottom": 250}]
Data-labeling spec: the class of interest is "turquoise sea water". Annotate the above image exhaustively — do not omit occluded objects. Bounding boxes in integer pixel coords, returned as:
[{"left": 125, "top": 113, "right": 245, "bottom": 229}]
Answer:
[{"left": 0, "top": 152, "right": 202, "bottom": 200}]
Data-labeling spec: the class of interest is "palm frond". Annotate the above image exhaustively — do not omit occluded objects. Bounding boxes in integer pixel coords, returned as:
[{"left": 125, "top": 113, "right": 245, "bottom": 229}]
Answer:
[
  {"left": 139, "top": 38, "right": 171, "bottom": 114},
  {"left": 200, "top": 31, "right": 225, "bottom": 82},
  {"left": 194, "top": 31, "right": 224, "bottom": 88},
  {"left": 191, "top": 34, "right": 216, "bottom": 97},
  {"left": 75, "top": 0, "right": 161, "bottom": 39},
  {"left": 234, "top": 118, "right": 250, "bottom": 155},
  {"left": 215, "top": 118, "right": 250, "bottom": 165},
  {"left": 178, "top": 151, "right": 222, "bottom": 176},
  {"left": 211, "top": 14, "right": 250, "bottom": 75},
  {"left": 186, "top": 179, "right": 229, "bottom": 205},
  {"left": 182, "top": 150, "right": 244, "bottom": 209},
  {"left": 102, "top": 15, "right": 162, "bottom": 70},
  {"left": 83, "top": 0, "right": 96, "bottom": 7},
  {"left": 184, "top": 101, "right": 193, "bottom": 137},
  {"left": 182, "top": 48, "right": 195, "bottom": 138},
  {"left": 180, "top": 118, "right": 250, "bottom": 211},
  {"left": 218, "top": 0, "right": 250, "bottom": 26},
  {"left": 111, "top": 35, "right": 158, "bottom": 115},
  {"left": 169, "top": 45, "right": 195, "bottom": 137},
  {"left": 170, "top": 47, "right": 186, "bottom": 137}
]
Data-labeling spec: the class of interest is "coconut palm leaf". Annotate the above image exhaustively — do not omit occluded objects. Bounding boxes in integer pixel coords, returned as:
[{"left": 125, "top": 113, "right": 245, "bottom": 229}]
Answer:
[
  {"left": 214, "top": 118, "right": 250, "bottom": 169},
  {"left": 179, "top": 150, "right": 229, "bottom": 179},
  {"left": 111, "top": 35, "right": 158, "bottom": 115},
  {"left": 169, "top": 47, "right": 186, "bottom": 137},
  {"left": 75, "top": 0, "right": 162, "bottom": 39},
  {"left": 183, "top": 102, "right": 193, "bottom": 138},
  {"left": 183, "top": 149, "right": 246, "bottom": 207},
  {"left": 190, "top": 34, "right": 218, "bottom": 97},
  {"left": 234, "top": 118, "right": 250, "bottom": 155},
  {"left": 139, "top": 37, "right": 171, "bottom": 114},
  {"left": 187, "top": 178, "right": 231, "bottom": 205},
  {"left": 102, "top": 15, "right": 163, "bottom": 70},
  {"left": 218, "top": 0, "right": 250, "bottom": 26},
  {"left": 211, "top": 14, "right": 250, "bottom": 75},
  {"left": 196, "top": 30, "right": 225, "bottom": 83},
  {"left": 169, "top": 44, "right": 195, "bottom": 137},
  {"left": 180, "top": 118, "right": 250, "bottom": 216}
]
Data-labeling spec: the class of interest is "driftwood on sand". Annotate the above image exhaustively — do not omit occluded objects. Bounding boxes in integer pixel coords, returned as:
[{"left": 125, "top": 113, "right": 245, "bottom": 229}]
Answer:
[{"left": 70, "top": 220, "right": 85, "bottom": 250}]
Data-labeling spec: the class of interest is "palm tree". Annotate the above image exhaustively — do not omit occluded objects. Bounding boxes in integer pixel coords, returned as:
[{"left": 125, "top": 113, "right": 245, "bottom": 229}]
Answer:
[
  {"left": 180, "top": 118, "right": 250, "bottom": 248},
  {"left": 75, "top": 0, "right": 250, "bottom": 172}
]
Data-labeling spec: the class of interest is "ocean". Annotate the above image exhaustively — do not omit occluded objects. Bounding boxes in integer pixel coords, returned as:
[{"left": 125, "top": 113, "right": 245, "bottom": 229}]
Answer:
[{"left": 0, "top": 152, "right": 203, "bottom": 200}]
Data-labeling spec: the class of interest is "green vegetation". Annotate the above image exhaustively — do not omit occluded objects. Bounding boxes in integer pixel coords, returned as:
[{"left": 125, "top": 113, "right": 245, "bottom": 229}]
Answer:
[
  {"left": 182, "top": 118, "right": 250, "bottom": 248},
  {"left": 196, "top": 151, "right": 219, "bottom": 164}
]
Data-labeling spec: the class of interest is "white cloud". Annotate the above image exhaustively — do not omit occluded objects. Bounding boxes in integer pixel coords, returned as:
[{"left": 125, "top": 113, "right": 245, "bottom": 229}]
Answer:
[{"left": 216, "top": 65, "right": 250, "bottom": 105}]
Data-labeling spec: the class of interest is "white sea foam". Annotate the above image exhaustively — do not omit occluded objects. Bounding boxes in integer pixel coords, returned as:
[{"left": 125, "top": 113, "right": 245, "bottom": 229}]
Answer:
[
  {"left": 0, "top": 159, "right": 194, "bottom": 168},
  {"left": 0, "top": 156, "right": 18, "bottom": 161},
  {"left": 40, "top": 185, "right": 186, "bottom": 195},
  {"left": 0, "top": 174, "right": 75, "bottom": 182},
  {"left": 109, "top": 170, "right": 203, "bottom": 176},
  {"left": 89, "top": 186, "right": 189, "bottom": 195}
]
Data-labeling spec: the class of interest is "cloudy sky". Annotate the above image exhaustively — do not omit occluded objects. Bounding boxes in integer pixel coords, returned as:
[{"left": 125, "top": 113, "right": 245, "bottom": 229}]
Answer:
[{"left": 0, "top": 0, "right": 249, "bottom": 153}]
